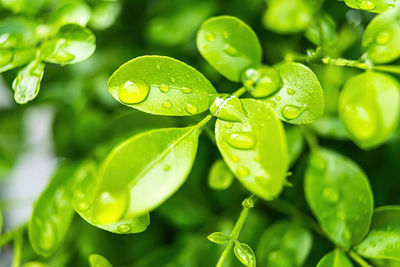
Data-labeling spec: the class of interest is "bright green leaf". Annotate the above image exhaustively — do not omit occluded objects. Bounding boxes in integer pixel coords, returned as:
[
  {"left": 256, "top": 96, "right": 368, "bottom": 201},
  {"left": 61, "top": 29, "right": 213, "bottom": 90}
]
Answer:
[
  {"left": 89, "top": 254, "right": 113, "bottom": 267},
  {"left": 108, "top": 55, "right": 216, "bottom": 115},
  {"left": 89, "top": 1, "right": 121, "bottom": 30},
  {"left": 215, "top": 99, "right": 288, "bottom": 200},
  {"left": 356, "top": 206, "right": 400, "bottom": 262},
  {"left": 50, "top": 1, "right": 91, "bottom": 27},
  {"left": 0, "top": 47, "right": 35, "bottom": 73},
  {"left": 339, "top": 71, "right": 400, "bottom": 149},
  {"left": 305, "top": 13, "right": 337, "bottom": 46},
  {"left": 12, "top": 60, "right": 45, "bottom": 104},
  {"left": 0, "top": 18, "right": 37, "bottom": 48},
  {"left": 28, "top": 162, "right": 77, "bottom": 257},
  {"left": 311, "top": 115, "right": 350, "bottom": 140},
  {"left": 305, "top": 149, "right": 374, "bottom": 248},
  {"left": 257, "top": 220, "right": 313, "bottom": 267},
  {"left": 207, "top": 232, "right": 229, "bottom": 244},
  {"left": 316, "top": 250, "right": 353, "bottom": 267},
  {"left": 197, "top": 16, "right": 262, "bottom": 82},
  {"left": 234, "top": 241, "right": 256, "bottom": 267},
  {"left": 286, "top": 126, "right": 305, "bottom": 166},
  {"left": 341, "top": 0, "right": 397, "bottom": 13},
  {"left": 22, "top": 262, "right": 50, "bottom": 267},
  {"left": 263, "top": 62, "right": 324, "bottom": 125},
  {"left": 40, "top": 24, "right": 96, "bottom": 65},
  {"left": 208, "top": 159, "right": 234, "bottom": 190}
]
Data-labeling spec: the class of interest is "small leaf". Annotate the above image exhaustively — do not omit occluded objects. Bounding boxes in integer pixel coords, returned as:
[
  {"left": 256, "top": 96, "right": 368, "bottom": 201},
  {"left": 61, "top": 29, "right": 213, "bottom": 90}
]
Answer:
[
  {"left": 356, "top": 206, "right": 400, "bottom": 261},
  {"left": 215, "top": 99, "right": 288, "bottom": 200},
  {"left": 263, "top": 62, "right": 324, "bottom": 125},
  {"left": 316, "top": 250, "right": 353, "bottom": 267},
  {"left": 89, "top": 254, "right": 113, "bottom": 267},
  {"left": 12, "top": 60, "right": 45, "bottom": 104},
  {"left": 257, "top": 220, "right": 313, "bottom": 266},
  {"left": 28, "top": 162, "right": 77, "bottom": 257},
  {"left": 207, "top": 232, "right": 229, "bottom": 244},
  {"left": 363, "top": 8, "right": 400, "bottom": 64},
  {"left": 0, "top": 17, "right": 37, "bottom": 48},
  {"left": 234, "top": 241, "right": 256, "bottom": 267},
  {"left": 208, "top": 159, "right": 234, "bottom": 190},
  {"left": 305, "top": 149, "right": 374, "bottom": 248},
  {"left": 22, "top": 262, "right": 50, "bottom": 267},
  {"left": 50, "top": 1, "right": 92, "bottom": 27},
  {"left": 341, "top": 0, "right": 397, "bottom": 13},
  {"left": 305, "top": 13, "right": 337, "bottom": 46},
  {"left": 197, "top": 16, "right": 262, "bottom": 82},
  {"left": 89, "top": 1, "right": 121, "bottom": 30},
  {"left": 339, "top": 71, "right": 400, "bottom": 149},
  {"left": 108, "top": 55, "right": 216, "bottom": 115},
  {"left": 0, "top": 47, "right": 36, "bottom": 73},
  {"left": 40, "top": 24, "right": 96, "bottom": 65}
]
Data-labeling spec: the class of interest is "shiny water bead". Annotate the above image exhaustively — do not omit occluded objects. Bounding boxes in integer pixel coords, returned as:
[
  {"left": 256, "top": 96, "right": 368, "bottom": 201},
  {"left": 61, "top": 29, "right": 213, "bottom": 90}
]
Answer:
[
  {"left": 117, "top": 224, "right": 131, "bottom": 233},
  {"left": 237, "top": 166, "right": 250, "bottom": 177},
  {"left": 376, "top": 30, "right": 391, "bottom": 45},
  {"left": 205, "top": 32, "right": 216, "bottom": 41},
  {"left": 281, "top": 105, "right": 303, "bottom": 120},
  {"left": 225, "top": 132, "right": 256, "bottom": 150},
  {"left": 231, "top": 155, "right": 240, "bottom": 162},
  {"left": 181, "top": 87, "right": 192, "bottom": 94},
  {"left": 322, "top": 187, "right": 339, "bottom": 203},
  {"left": 185, "top": 103, "right": 198, "bottom": 114},
  {"left": 287, "top": 88, "right": 295, "bottom": 95},
  {"left": 76, "top": 201, "right": 90, "bottom": 212},
  {"left": 155, "top": 64, "right": 160, "bottom": 70},
  {"left": 163, "top": 165, "right": 170, "bottom": 171},
  {"left": 210, "top": 95, "right": 246, "bottom": 122},
  {"left": 241, "top": 66, "right": 282, "bottom": 98},
  {"left": 159, "top": 84, "right": 169, "bottom": 93},
  {"left": 223, "top": 45, "right": 239, "bottom": 56},
  {"left": 161, "top": 100, "right": 172, "bottom": 108},
  {"left": 359, "top": 0, "right": 376, "bottom": 10},
  {"left": 118, "top": 80, "right": 150, "bottom": 104},
  {"left": 39, "top": 222, "right": 56, "bottom": 250},
  {"left": 92, "top": 190, "right": 129, "bottom": 224}
]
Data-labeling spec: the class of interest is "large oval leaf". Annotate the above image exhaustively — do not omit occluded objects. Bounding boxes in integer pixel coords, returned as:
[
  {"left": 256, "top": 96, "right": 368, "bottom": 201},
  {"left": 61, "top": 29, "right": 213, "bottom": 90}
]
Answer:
[
  {"left": 356, "top": 206, "right": 400, "bottom": 262},
  {"left": 363, "top": 8, "right": 400, "bottom": 64},
  {"left": 215, "top": 98, "right": 288, "bottom": 200},
  {"left": 342, "top": 0, "right": 397, "bottom": 13},
  {"left": 263, "top": 62, "right": 324, "bottom": 124},
  {"left": 317, "top": 250, "right": 353, "bottom": 267},
  {"left": 305, "top": 149, "right": 374, "bottom": 248},
  {"left": 257, "top": 220, "right": 313, "bottom": 267},
  {"left": 108, "top": 56, "right": 216, "bottom": 115},
  {"left": 196, "top": 16, "right": 262, "bottom": 82},
  {"left": 339, "top": 71, "right": 400, "bottom": 149},
  {"left": 29, "top": 162, "right": 77, "bottom": 257}
]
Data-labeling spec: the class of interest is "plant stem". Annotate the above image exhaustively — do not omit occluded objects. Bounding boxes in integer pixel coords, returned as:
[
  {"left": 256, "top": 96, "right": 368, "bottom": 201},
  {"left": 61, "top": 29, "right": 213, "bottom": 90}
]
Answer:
[
  {"left": 11, "top": 231, "right": 22, "bottom": 267},
  {"left": 348, "top": 250, "right": 372, "bottom": 267},
  {"left": 301, "top": 126, "right": 319, "bottom": 152},
  {"left": 320, "top": 56, "right": 370, "bottom": 70},
  {"left": 232, "top": 86, "right": 247, "bottom": 98},
  {"left": 216, "top": 196, "right": 255, "bottom": 267},
  {"left": 0, "top": 224, "right": 26, "bottom": 250},
  {"left": 196, "top": 113, "right": 213, "bottom": 130}
]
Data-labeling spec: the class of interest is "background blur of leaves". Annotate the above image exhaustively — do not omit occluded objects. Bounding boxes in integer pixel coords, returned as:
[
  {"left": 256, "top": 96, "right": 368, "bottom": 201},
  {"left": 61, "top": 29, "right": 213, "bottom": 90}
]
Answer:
[{"left": 0, "top": 0, "right": 400, "bottom": 266}]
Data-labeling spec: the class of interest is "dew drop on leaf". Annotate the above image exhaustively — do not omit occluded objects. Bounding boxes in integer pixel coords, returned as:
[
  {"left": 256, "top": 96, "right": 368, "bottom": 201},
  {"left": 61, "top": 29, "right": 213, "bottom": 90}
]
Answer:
[
  {"left": 322, "top": 187, "right": 339, "bottom": 203},
  {"left": 76, "top": 201, "right": 90, "bottom": 212},
  {"left": 223, "top": 45, "right": 239, "bottom": 56},
  {"left": 181, "top": 87, "right": 192, "bottom": 94},
  {"left": 117, "top": 224, "right": 131, "bottom": 233},
  {"left": 118, "top": 81, "right": 150, "bottom": 104},
  {"left": 281, "top": 105, "right": 303, "bottom": 120},
  {"left": 185, "top": 103, "right": 198, "bottom": 114},
  {"left": 225, "top": 132, "right": 256, "bottom": 150},
  {"left": 231, "top": 155, "right": 240, "bottom": 162},
  {"left": 155, "top": 64, "right": 160, "bottom": 70},
  {"left": 224, "top": 122, "right": 233, "bottom": 129},
  {"left": 162, "top": 100, "right": 172, "bottom": 108},
  {"left": 237, "top": 166, "right": 250, "bottom": 177},
  {"left": 39, "top": 222, "right": 56, "bottom": 251},
  {"left": 92, "top": 190, "right": 129, "bottom": 224},
  {"left": 359, "top": 0, "right": 376, "bottom": 10},
  {"left": 205, "top": 32, "right": 216, "bottom": 41},
  {"left": 163, "top": 165, "right": 170, "bottom": 171},
  {"left": 376, "top": 30, "right": 391, "bottom": 45},
  {"left": 287, "top": 88, "right": 295, "bottom": 95},
  {"left": 159, "top": 84, "right": 169, "bottom": 93}
]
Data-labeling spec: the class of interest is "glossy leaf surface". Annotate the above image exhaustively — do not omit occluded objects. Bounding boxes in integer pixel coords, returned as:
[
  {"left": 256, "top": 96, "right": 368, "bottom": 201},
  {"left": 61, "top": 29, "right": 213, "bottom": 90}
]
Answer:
[
  {"left": 207, "top": 232, "right": 229, "bottom": 244},
  {"left": 89, "top": 254, "right": 113, "bottom": 267},
  {"left": 316, "top": 250, "right": 353, "bottom": 267},
  {"left": 197, "top": 16, "right": 262, "bottom": 82},
  {"left": 12, "top": 60, "right": 45, "bottom": 104},
  {"left": 215, "top": 99, "right": 288, "bottom": 200},
  {"left": 0, "top": 47, "right": 35, "bottom": 73},
  {"left": 257, "top": 220, "right": 313, "bottom": 267},
  {"left": 264, "top": 62, "right": 324, "bottom": 124},
  {"left": 234, "top": 242, "right": 256, "bottom": 267},
  {"left": 342, "top": 0, "right": 397, "bottom": 13},
  {"left": 108, "top": 56, "right": 216, "bottom": 115},
  {"left": 339, "top": 71, "right": 400, "bottom": 149},
  {"left": 305, "top": 149, "right": 374, "bottom": 248},
  {"left": 356, "top": 206, "right": 400, "bottom": 261},
  {"left": 208, "top": 159, "right": 234, "bottom": 190}
]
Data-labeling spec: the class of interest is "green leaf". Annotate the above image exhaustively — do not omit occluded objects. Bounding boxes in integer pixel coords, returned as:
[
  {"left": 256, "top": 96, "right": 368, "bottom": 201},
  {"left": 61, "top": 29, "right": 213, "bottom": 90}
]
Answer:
[
  {"left": 305, "top": 149, "right": 374, "bottom": 248},
  {"left": 316, "top": 250, "right": 353, "bottom": 267},
  {"left": 50, "top": 1, "right": 91, "bottom": 27},
  {"left": 339, "top": 71, "right": 400, "bottom": 149},
  {"left": 28, "top": 162, "right": 77, "bottom": 257},
  {"left": 73, "top": 161, "right": 150, "bottom": 234},
  {"left": 311, "top": 115, "right": 350, "bottom": 140},
  {"left": 40, "top": 24, "right": 96, "bottom": 65},
  {"left": 341, "top": 0, "right": 397, "bottom": 13},
  {"left": 89, "top": 1, "right": 121, "bottom": 30},
  {"left": 215, "top": 99, "right": 288, "bottom": 200},
  {"left": 363, "top": 8, "right": 400, "bottom": 64},
  {"left": 257, "top": 220, "right": 313, "bottom": 267},
  {"left": 89, "top": 254, "right": 113, "bottom": 267},
  {"left": 263, "top": 0, "right": 315, "bottom": 34},
  {"left": 108, "top": 55, "right": 217, "bottom": 115},
  {"left": 305, "top": 13, "right": 337, "bottom": 46},
  {"left": 207, "top": 232, "right": 229, "bottom": 244},
  {"left": 263, "top": 62, "right": 324, "bottom": 125},
  {"left": 286, "top": 126, "right": 305, "bottom": 166},
  {"left": 12, "top": 60, "right": 45, "bottom": 104},
  {"left": 208, "top": 159, "right": 234, "bottom": 190},
  {"left": 356, "top": 206, "right": 400, "bottom": 261},
  {"left": 22, "top": 262, "right": 50, "bottom": 267},
  {"left": 74, "top": 126, "right": 200, "bottom": 232},
  {"left": 196, "top": 16, "right": 262, "bottom": 82},
  {"left": 234, "top": 241, "right": 256, "bottom": 267},
  {"left": 0, "top": 18, "right": 37, "bottom": 48},
  {"left": 0, "top": 47, "right": 36, "bottom": 73}
]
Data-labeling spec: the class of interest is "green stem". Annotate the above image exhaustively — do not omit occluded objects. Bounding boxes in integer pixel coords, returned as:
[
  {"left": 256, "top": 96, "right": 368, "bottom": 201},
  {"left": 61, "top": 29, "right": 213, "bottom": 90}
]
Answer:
[
  {"left": 320, "top": 56, "right": 370, "bottom": 70},
  {"left": 348, "top": 251, "right": 372, "bottom": 267},
  {"left": 0, "top": 224, "right": 26, "bottom": 250},
  {"left": 196, "top": 113, "right": 213, "bottom": 130},
  {"left": 216, "top": 196, "right": 254, "bottom": 267},
  {"left": 232, "top": 86, "right": 247, "bottom": 98},
  {"left": 12, "top": 231, "right": 23, "bottom": 267},
  {"left": 301, "top": 126, "right": 319, "bottom": 152}
]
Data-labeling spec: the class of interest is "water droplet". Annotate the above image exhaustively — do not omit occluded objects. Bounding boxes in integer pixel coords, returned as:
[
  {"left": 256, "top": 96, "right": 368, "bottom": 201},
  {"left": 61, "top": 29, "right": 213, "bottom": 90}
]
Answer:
[
  {"left": 178, "top": 107, "right": 183, "bottom": 112},
  {"left": 275, "top": 96, "right": 281, "bottom": 101},
  {"left": 231, "top": 155, "right": 240, "bottom": 162},
  {"left": 93, "top": 190, "right": 129, "bottom": 224},
  {"left": 256, "top": 176, "right": 270, "bottom": 186},
  {"left": 118, "top": 224, "right": 131, "bottom": 233},
  {"left": 322, "top": 187, "right": 339, "bottom": 203},
  {"left": 159, "top": 84, "right": 169, "bottom": 93},
  {"left": 156, "top": 64, "right": 160, "bottom": 70},
  {"left": 287, "top": 88, "right": 295, "bottom": 95},
  {"left": 376, "top": 30, "right": 391, "bottom": 45},
  {"left": 359, "top": 0, "right": 375, "bottom": 10},
  {"left": 118, "top": 80, "right": 150, "bottom": 104},
  {"left": 170, "top": 77, "right": 176, "bottom": 82},
  {"left": 185, "top": 103, "right": 198, "bottom": 114},
  {"left": 281, "top": 105, "right": 303, "bottom": 120},
  {"left": 39, "top": 222, "right": 56, "bottom": 250},
  {"left": 266, "top": 100, "right": 276, "bottom": 108},
  {"left": 223, "top": 45, "right": 238, "bottom": 56},
  {"left": 222, "top": 31, "right": 229, "bottom": 39},
  {"left": 162, "top": 100, "right": 172, "bottom": 108},
  {"left": 237, "top": 166, "right": 250, "bottom": 177},
  {"left": 164, "top": 165, "right": 170, "bottom": 171},
  {"left": 205, "top": 32, "right": 216, "bottom": 41},
  {"left": 225, "top": 132, "right": 256, "bottom": 150},
  {"left": 225, "top": 122, "right": 233, "bottom": 129},
  {"left": 181, "top": 87, "right": 192, "bottom": 94},
  {"left": 77, "top": 201, "right": 90, "bottom": 212}
]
